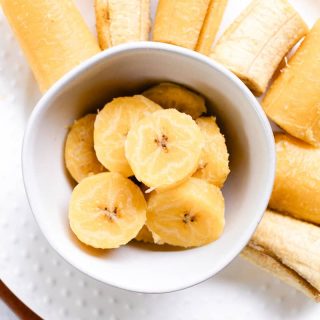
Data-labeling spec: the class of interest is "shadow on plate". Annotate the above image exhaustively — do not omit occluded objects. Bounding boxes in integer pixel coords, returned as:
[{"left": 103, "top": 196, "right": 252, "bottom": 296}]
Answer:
[
  {"left": 212, "top": 256, "right": 316, "bottom": 317},
  {"left": 129, "top": 240, "right": 186, "bottom": 252}
]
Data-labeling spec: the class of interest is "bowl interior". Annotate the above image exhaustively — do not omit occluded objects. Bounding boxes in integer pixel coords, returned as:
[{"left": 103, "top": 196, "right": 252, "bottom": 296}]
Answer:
[{"left": 23, "top": 43, "right": 274, "bottom": 293}]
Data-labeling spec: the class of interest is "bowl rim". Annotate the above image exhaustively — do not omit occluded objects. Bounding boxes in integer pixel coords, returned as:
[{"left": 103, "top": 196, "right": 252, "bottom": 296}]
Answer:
[{"left": 22, "top": 41, "right": 275, "bottom": 293}]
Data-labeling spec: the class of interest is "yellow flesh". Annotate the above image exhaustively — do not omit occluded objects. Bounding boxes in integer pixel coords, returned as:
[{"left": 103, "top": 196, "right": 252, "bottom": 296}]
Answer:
[
  {"left": 263, "top": 20, "right": 320, "bottom": 146},
  {"left": 143, "top": 82, "right": 206, "bottom": 119},
  {"left": 269, "top": 134, "right": 320, "bottom": 225},
  {"left": 1, "top": 0, "right": 100, "bottom": 92},
  {"left": 193, "top": 117, "right": 230, "bottom": 187},
  {"left": 135, "top": 225, "right": 154, "bottom": 243},
  {"left": 153, "top": 0, "right": 210, "bottom": 50},
  {"left": 196, "top": 0, "right": 229, "bottom": 55},
  {"left": 147, "top": 178, "right": 225, "bottom": 247},
  {"left": 94, "top": 95, "right": 161, "bottom": 177},
  {"left": 95, "top": 0, "right": 112, "bottom": 50},
  {"left": 95, "top": 0, "right": 151, "bottom": 49},
  {"left": 69, "top": 172, "right": 147, "bottom": 249},
  {"left": 125, "top": 109, "right": 203, "bottom": 190},
  {"left": 65, "top": 114, "right": 105, "bottom": 183}
]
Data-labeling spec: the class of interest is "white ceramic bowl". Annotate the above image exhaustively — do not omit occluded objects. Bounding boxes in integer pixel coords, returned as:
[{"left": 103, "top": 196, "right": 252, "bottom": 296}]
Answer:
[{"left": 22, "top": 42, "right": 275, "bottom": 293}]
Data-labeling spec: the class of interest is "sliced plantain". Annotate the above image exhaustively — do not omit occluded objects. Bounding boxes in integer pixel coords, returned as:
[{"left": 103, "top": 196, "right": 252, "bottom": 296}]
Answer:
[
  {"left": 125, "top": 109, "right": 204, "bottom": 190},
  {"left": 95, "top": 0, "right": 151, "bottom": 49},
  {"left": 196, "top": 0, "right": 229, "bottom": 55},
  {"left": 146, "top": 178, "right": 225, "bottom": 247},
  {"left": 65, "top": 114, "right": 105, "bottom": 183},
  {"left": 94, "top": 95, "right": 161, "bottom": 177},
  {"left": 143, "top": 82, "right": 207, "bottom": 119},
  {"left": 263, "top": 20, "right": 320, "bottom": 146},
  {"left": 193, "top": 117, "right": 230, "bottom": 187},
  {"left": 69, "top": 172, "right": 147, "bottom": 249},
  {"left": 152, "top": 0, "right": 210, "bottom": 50},
  {"left": 135, "top": 225, "right": 154, "bottom": 243},
  {"left": 210, "top": 0, "right": 308, "bottom": 96}
]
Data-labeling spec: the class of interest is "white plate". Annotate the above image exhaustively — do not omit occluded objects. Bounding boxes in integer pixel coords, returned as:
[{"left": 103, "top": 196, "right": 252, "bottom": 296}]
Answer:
[{"left": 0, "top": 1, "right": 319, "bottom": 319}]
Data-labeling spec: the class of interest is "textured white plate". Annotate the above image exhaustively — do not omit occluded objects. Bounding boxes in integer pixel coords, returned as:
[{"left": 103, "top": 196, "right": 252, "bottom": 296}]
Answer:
[{"left": 0, "top": 1, "right": 319, "bottom": 319}]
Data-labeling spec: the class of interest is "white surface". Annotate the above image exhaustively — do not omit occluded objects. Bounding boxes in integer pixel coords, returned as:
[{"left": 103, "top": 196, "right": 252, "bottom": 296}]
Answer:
[
  {"left": 22, "top": 42, "right": 274, "bottom": 293},
  {"left": 0, "top": 299, "right": 18, "bottom": 320},
  {"left": 0, "top": 0, "right": 319, "bottom": 319}
]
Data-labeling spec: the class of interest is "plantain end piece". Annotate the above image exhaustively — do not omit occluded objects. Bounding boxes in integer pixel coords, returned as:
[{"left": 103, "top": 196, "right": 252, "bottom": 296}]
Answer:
[
  {"left": 1, "top": 0, "right": 100, "bottom": 92},
  {"left": 263, "top": 20, "right": 320, "bottom": 146},
  {"left": 210, "top": 0, "right": 308, "bottom": 96},
  {"left": 242, "top": 246, "right": 320, "bottom": 302},
  {"left": 153, "top": 0, "right": 211, "bottom": 50},
  {"left": 95, "top": 0, "right": 151, "bottom": 49}
]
